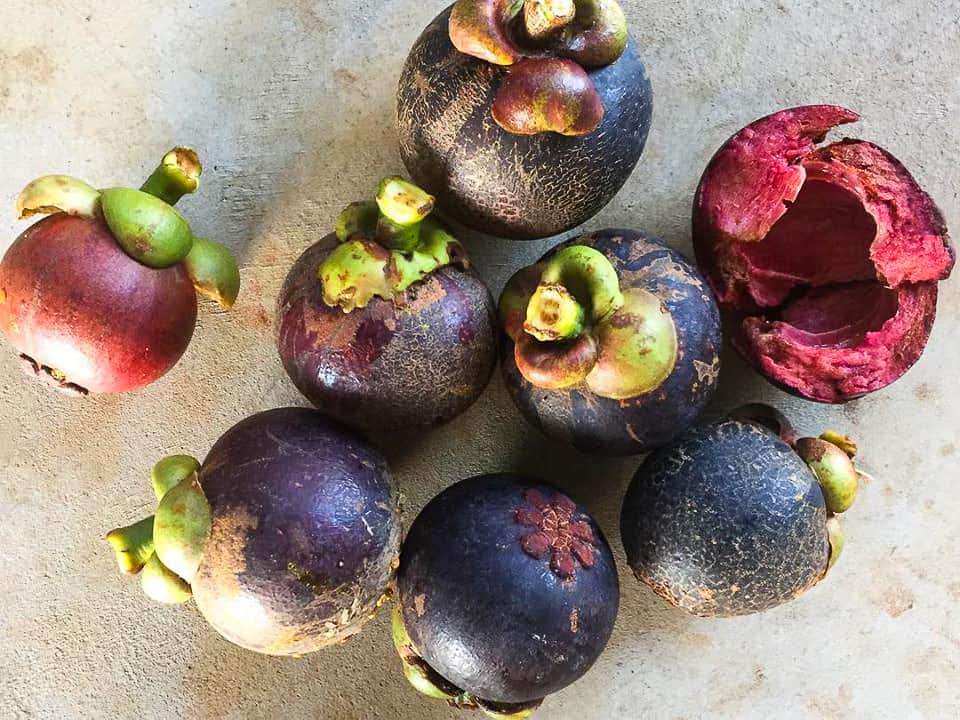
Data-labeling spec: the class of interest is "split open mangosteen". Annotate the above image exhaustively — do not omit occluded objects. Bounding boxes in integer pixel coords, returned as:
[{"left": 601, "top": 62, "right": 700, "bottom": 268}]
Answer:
[
  {"left": 621, "top": 404, "right": 863, "bottom": 617},
  {"left": 693, "top": 105, "right": 955, "bottom": 403},
  {"left": 107, "top": 408, "right": 401, "bottom": 655},
  {"left": 499, "top": 229, "right": 721, "bottom": 455},
  {"left": 277, "top": 177, "right": 498, "bottom": 432},
  {"left": 393, "top": 474, "right": 618, "bottom": 718},
  {"left": 398, "top": 1, "right": 653, "bottom": 239},
  {"left": 0, "top": 148, "right": 240, "bottom": 395}
]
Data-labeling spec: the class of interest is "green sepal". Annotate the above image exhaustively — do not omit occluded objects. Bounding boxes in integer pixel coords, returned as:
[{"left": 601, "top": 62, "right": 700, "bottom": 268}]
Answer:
[
  {"left": 476, "top": 696, "right": 543, "bottom": 719},
  {"left": 319, "top": 240, "right": 393, "bottom": 312},
  {"left": 153, "top": 472, "right": 211, "bottom": 584},
  {"left": 105, "top": 516, "right": 155, "bottom": 575},
  {"left": 826, "top": 516, "right": 844, "bottom": 572},
  {"left": 151, "top": 455, "right": 201, "bottom": 501},
  {"left": 796, "top": 438, "right": 860, "bottom": 514},
  {"left": 140, "top": 553, "right": 192, "bottom": 604},
  {"left": 184, "top": 237, "right": 241, "bottom": 309},
  {"left": 336, "top": 201, "right": 379, "bottom": 242},
  {"left": 100, "top": 187, "right": 194, "bottom": 268},
  {"left": 15, "top": 175, "right": 101, "bottom": 220},
  {"left": 586, "top": 287, "right": 678, "bottom": 400}
]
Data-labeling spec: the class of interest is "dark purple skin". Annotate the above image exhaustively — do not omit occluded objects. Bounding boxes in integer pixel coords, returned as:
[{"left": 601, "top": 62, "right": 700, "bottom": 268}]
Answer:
[
  {"left": 502, "top": 229, "right": 722, "bottom": 455},
  {"left": 397, "top": 6, "right": 653, "bottom": 240},
  {"left": 192, "top": 408, "right": 401, "bottom": 656},
  {"left": 399, "top": 474, "right": 619, "bottom": 705},
  {"left": 277, "top": 234, "right": 498, "bottom": 432},
  {"left": 621, "top": 418, "right": 829, "bottom": 617}
]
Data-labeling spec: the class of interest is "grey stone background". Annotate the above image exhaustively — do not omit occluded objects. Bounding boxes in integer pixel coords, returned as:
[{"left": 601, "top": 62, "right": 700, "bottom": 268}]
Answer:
[{"left": 1, "top": 1, "right": 957, "bottom": 718}]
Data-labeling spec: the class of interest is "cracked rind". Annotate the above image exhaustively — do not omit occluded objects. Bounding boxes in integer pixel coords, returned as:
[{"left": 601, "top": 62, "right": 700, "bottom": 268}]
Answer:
[
  {"left": 0, "top": 214, "right": 197, "bottom": 394},
  {"left": 15, "top": 175, "right": 101, "bottom": 220},
  {"left": 501, "top": 229, "right": 721, "bottom": 455},
  {"left": 398, "top": 6, "right": 652, "bottom": 239},
  {"left": 692, "top": 105, "right": 955, "bottom": 403},
  {"left": 279, "top": 233, "right": 498, "bottom": 432},
  {"left": 398, "top": 474, "right": 618, "bottom": 704},
  {"left": 621, "top": 419, "right": 831, "bottom": 617},
  {"left": 192, "top": 408, "right": 401, "bottom": 656}
]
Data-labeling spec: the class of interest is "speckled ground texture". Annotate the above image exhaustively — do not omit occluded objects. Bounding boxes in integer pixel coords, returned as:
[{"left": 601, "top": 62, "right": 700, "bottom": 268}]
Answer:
[{"left": 0, "top": 1, "right": 957, "bottom": 718}]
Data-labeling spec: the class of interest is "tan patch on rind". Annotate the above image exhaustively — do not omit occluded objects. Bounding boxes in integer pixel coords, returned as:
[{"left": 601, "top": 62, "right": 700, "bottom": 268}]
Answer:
[{"left": 414, "top": 593, "right": 426, "bottom": 617}]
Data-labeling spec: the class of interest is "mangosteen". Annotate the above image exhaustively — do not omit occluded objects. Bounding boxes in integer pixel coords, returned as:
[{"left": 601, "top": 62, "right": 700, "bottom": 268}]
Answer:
[
  {"left": 499, "top": 229, "right": 721, "bottom": 455},
  {"left": 621, "top": 404, "right": 864, "bottom": 618},
  {"left": 693, "top": 105, "right": 955, "bottom": 403},
  {"left": 394, "top": 475, "right": 618, "bottom": 717},
  {"left": 397, "top": 1, "right": 653, "bottom": 239},
  {"left": 0, "top": 148, "right": 240, "bottom": 395},
  {"left": 277, "top": 177, "right": 498, "bottom": 432},
  {"left": 107, "top": 407, "right": 401, "bottom": 655}
]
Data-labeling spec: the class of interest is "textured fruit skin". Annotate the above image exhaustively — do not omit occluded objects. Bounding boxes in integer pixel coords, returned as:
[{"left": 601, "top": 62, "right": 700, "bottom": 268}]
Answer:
[
  {"left": 0, "top": 214, "right": 197, "bottom": 394},
  {"left": 621, "top": 419, "right": 830, "bottom": 618},
  {"left": 192, "top": 408, "right": 401, "bottom": 656},
  {"left": 502, "top": 230, "right": 721, "bottom": 455},
  {"left": 397, "top": 6, "right": 653, "bottom": 240},
  {"left": 277, "top": 233, "right": 498, "bottom": 432},
  {"left": 399, "top": 474, "right": 619, "bottom": 705}
]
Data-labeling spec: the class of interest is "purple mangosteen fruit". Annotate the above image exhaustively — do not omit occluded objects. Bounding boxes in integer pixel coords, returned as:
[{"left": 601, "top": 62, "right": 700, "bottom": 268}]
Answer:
[
  {"left": 693, "top": 105, "right": 955, "bottom": 403},
  {"left": 397, "top": 1, "right": 653, "bottom": 239},
  {"left": 499, "top": 229, "right": 721, "bottom": 455},
  {"left": 0, "top": 148, "right": 240, "bottom": 395},
  {"left": 393, "top": 474, "right": 618, "bottom": 718},
  {"left": 277, "top": 177, "right": 498, "bottom": 432},
  {"left": 621, "top": 404, "right": 863, "bottom": 617},
  {"left": 107, "top": 408, "right": 401, "bottom": 655}
]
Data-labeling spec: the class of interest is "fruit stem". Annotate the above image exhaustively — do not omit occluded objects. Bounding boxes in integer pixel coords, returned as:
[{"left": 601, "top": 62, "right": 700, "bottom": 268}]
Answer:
[
  {"left": 140, "top": 147, "right": 202, "bottom": 206},
  {"left": 523, "top": 245, "right": 624, "bottom": 342},
  {"left": 524, "top": 0, "right": 576, "bottom": 40},
  {"left": 106, "top": 516, "right": 155, "bottom": 575}
]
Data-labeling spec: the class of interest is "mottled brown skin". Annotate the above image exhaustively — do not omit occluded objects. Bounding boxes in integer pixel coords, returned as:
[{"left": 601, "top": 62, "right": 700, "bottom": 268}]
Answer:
[
  {"left": 621, "top": 419, "right": 830, "bottom": 617},
  {"left": 277, "top": 234, "right": 498, "bottom": 432},
  {"left": 397, "top": 6, "right": 653, "bottom": 239},
  {"left": 0, "top": 214, "right": 197, "bottom": 394},
  {"left": 193, "top": 408, "right": 401, "bottom": 656},
  {"left": 502, "top": 230, "right": 721, "bottom": 456}
]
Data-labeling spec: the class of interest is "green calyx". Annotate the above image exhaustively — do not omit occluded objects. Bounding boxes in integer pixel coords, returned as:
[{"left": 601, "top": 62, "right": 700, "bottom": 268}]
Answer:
[
  {"left": 826, "top": 516, "right": 845, "bottom": 572},
  {"left": 15, "top": 149, "right": 241, "bottom": 308},
  {"left": 15, "top": 175, "right": 101, "bottom": 220},
  {"left": 106, "top": 454, "right": 209, "bottom": 606},
  {"left": 184, "top": 237, "right": 241, "bottom": 309},
  {"left": 391, "top": 606, "right": 542, "bottom": 718},
  {"left": 796, "top": 436, "right": 860, "bottom": 514},
  {"left": 320, "top": 178, "right": 466, "bottom": 312},
  {"left": 503, "top": 245, "right": 678, "bottom": 400}
]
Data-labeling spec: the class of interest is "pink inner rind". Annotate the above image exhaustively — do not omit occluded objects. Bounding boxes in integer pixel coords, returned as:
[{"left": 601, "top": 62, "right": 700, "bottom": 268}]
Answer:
[{"left": 693, "top": 105, "right": 955, "bottom": 402}]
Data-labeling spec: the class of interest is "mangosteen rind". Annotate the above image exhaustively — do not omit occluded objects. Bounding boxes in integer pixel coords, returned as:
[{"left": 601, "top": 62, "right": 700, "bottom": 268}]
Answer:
[
  {"left": 621, "top": 411, "right": 863, "bottom": 618},
  {"left": 502, "top": 229, "right": 721, "bottom": 455},
  {"left": 398, "top": 5, "right": 653, "bottom": 239},
  {"left": 399, "top": 474, "right": 618, "bottom": 704}
]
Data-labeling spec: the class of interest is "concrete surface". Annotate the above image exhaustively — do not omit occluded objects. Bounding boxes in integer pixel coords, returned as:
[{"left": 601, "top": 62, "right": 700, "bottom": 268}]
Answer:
[{"left": 0, "top": 1, "right": 957, "bottom": 718}]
